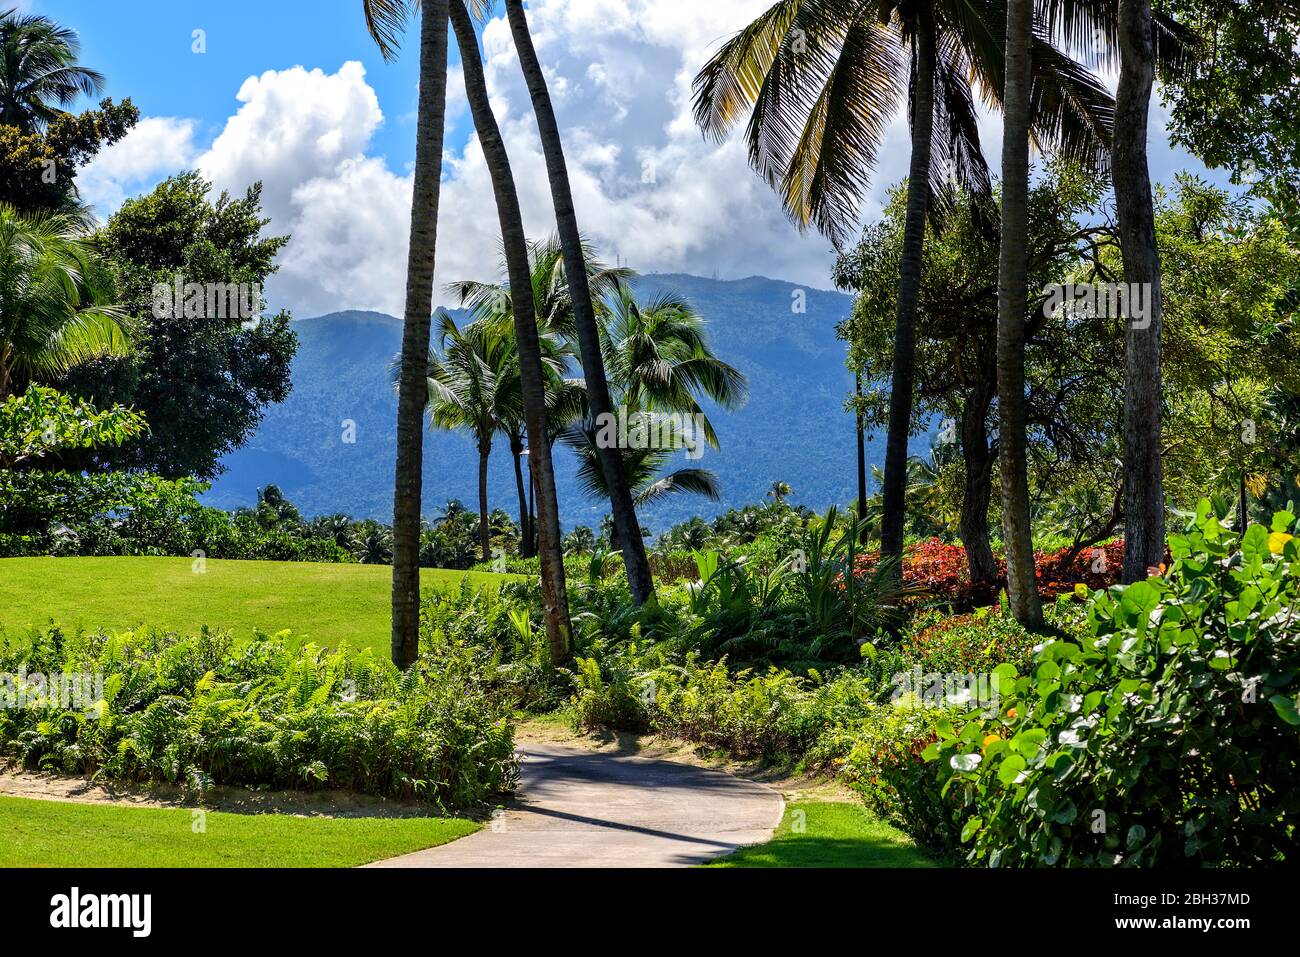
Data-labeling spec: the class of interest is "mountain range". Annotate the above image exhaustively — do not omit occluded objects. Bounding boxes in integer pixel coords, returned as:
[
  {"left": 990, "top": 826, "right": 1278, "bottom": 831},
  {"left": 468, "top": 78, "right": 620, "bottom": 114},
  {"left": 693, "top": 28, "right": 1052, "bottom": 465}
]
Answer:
[{"left": 203, "top": 273, "right": 911, "bottom": 535}]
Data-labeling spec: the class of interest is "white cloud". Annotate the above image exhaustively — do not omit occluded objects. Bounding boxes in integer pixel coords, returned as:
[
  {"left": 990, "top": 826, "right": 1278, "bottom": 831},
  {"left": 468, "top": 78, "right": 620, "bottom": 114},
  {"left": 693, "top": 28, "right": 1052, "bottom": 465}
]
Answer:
[
  {"left": 76, "top": 1, "right": 1225, "bottom": 318},
  {"left": 196, "top": 62, "right": 383, "bottom": 235},
  {"left": 75, "top": 116, "right": 201, "bottom": 213}
]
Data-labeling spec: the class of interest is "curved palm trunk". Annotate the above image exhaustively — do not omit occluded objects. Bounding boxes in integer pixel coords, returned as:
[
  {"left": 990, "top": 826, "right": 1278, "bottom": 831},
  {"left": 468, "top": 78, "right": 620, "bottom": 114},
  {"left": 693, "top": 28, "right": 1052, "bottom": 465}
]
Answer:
[
  {"left": 995, "top": 0, "right": 1044, "bottom": 626},
  {"left": 503, "top": 0, "right": 655, "bottom": 604},
  {"left": 391, "top": 0, "right": 450, "bottom": 669},
  {"left": 451, "top": 1, "right": 572, "bottom": 664},
  {"left": 879, "top": 15, "right": 936, "bottom": 575},
  {"left": 477, "top": 438, "right": 491, "bottom": 562},
  {"left": 1114, "top": 0, "right": 1165, "bottom": 582},
  {"left": 510, "top": 435, "right": 534, "bottom": 558}
]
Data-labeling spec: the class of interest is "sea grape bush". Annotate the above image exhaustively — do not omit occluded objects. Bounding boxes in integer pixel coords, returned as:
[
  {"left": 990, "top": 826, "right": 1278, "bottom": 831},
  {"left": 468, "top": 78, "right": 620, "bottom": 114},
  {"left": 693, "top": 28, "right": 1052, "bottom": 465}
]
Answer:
[{"left": 928, "top": 501, "right": 1300, "bottom": 866}]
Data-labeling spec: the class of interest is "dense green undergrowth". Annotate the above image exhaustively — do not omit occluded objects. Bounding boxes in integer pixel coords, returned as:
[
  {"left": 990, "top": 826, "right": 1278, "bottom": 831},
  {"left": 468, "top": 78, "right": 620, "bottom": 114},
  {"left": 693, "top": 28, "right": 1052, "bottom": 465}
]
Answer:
[
  {"left": 428, "top": 500, "right": 1300, "bottom": 866},
  {"left": 0, "top": 625, "right": 517, "bottom": 810},
  {"left": 4, "top": 502, "right": 1294, "bottom": 866}
]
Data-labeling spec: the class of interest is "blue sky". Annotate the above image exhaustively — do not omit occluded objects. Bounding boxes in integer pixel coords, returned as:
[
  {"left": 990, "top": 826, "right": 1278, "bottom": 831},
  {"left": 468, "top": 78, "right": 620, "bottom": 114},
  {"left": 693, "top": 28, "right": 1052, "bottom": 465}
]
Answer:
[
  {"left": 33, "top": 0, "right": 1239, "bottom": 319},
  {"left": 39, "top": 0, "right": 468, "bottom": 170}
]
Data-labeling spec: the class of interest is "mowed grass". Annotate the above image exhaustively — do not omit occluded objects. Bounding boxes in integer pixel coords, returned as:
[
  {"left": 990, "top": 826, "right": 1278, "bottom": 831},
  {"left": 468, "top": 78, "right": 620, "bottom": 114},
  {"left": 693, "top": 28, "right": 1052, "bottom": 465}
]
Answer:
[
  {"left": 0, "top": 556, "right": 511, "bottom": 655},
  {"left": 0, "top": 795, "right": 477, "bottom": 867},
  {"left": 708, "top": 801, "right": 938, "bottom": 868}
]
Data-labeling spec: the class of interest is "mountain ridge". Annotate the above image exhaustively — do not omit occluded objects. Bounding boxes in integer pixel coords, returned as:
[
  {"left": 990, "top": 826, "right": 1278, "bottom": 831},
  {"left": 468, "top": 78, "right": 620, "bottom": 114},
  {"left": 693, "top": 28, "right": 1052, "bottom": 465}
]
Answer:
[{"left": 203, "top": 273, "right": 911, "bottom": 534}]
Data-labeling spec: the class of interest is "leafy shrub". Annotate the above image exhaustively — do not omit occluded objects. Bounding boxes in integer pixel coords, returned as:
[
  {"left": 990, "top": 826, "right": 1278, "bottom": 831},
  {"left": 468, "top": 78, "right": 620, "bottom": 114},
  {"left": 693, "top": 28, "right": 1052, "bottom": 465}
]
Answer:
[
  {"left": 420, "top": 578, "right": 569, "bottom": 711},
  {"left": 0, "top": 626, "right": 517, "bottom": 810},
  {"left": 571, "top": 641, "right": 656, "bottom": 733},
  {"left": 929, "top": 502, "right": 1300, "bottom": 866},
  {"left": 893, "top": 607, "right": 1043, "bottom": 676},
  {"left": 649, "top": 657, "right": 816, "bottom": 759}
]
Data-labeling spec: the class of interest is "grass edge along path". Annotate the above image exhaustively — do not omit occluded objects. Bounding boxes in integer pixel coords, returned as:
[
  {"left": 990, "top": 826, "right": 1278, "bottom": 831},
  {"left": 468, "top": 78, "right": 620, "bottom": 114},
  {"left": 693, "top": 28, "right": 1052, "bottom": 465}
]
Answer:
[
  {"left": 0, "top": 794, "right": 479, "bottom": 867},
  {"left": 0, "top": 556, "right": 514, "bottom": 656},
  {"left": 706, "top": 801, "right": 939, "bottom": 868}
]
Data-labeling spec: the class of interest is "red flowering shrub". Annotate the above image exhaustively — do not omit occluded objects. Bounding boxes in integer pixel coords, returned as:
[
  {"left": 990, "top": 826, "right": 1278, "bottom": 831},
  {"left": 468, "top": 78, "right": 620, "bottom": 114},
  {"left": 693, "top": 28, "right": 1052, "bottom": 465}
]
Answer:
[{"left": 851, "top": 537, "right": 1146, "bottom": 607}]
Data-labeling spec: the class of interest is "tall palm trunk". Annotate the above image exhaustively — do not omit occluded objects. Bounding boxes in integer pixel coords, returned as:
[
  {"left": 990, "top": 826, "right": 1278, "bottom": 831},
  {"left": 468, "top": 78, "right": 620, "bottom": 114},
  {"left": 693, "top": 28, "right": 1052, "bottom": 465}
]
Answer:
[
  {"left": 995, "top": 0, "right": 1044, "bottom": 626},
  {"left": 510, "top": 435, "right": 533, "bottom": 557},
  {"left": 477, "top": 437, "right": 491, "bottom": 562},
  {"left": 391, "top": 0, "right": 450, "bottom": 670},
  {"left": 451, "top": 0, "right": 572, "bottom": 663},
  {"left": 879, "top": 14, "right": 936, "bottom": 574},
  {"left": 503, "top": 0, "right": 655, "bottom": 604},
  {"left": 1114, "top": 0, "right": 1165, "bottom": 582}
]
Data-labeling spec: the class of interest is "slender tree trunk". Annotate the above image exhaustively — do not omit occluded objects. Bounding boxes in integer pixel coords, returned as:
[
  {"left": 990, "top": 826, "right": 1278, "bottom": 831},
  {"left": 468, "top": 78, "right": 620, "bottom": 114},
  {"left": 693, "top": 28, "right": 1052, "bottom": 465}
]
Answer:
[
  {"left": 503, "top": 0, "right": 655, "bottom": 604},
  {"left": 960, "top": 378, "right": 999, "bottom": 584},
  {"left": 880, "top": 15, "right": 935, "bottom": 574},
  {"left": 994, "top": 0, "right": 1045, "bottom": 626},
  {"left": 856, "top": 367, "right": 868, "bottom": 543},
  {"left": 477, "top": 439, "right": 491, "bottom": 562},
  {"left": 1114, "top": 0, "right": 1165, "bottom": 582},
  {"left": 511, "top": 436, "right": 533, "bottom": 557},
  {"left": 1238, "top": 471, "right": 1248, "bottom": 532},
  {"left": 451, "top": 1, "right": 572, "bottom": 663},
  {"left": 390, "top": 0, "right": 450, "bottom": 669}
]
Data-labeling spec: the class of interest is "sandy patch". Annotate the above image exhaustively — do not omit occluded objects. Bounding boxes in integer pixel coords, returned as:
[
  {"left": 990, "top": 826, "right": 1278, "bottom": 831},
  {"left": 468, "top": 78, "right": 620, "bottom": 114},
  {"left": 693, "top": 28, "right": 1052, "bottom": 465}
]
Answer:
[{"left": 0, "top": 762, "right": 457, "bottom": 818}]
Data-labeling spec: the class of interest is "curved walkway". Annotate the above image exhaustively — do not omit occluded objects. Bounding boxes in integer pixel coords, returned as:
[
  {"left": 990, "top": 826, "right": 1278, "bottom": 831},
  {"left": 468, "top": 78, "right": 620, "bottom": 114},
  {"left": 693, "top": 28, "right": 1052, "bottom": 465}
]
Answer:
[{"left": 367, "top": 742, "right": 784, "bottom": 868}]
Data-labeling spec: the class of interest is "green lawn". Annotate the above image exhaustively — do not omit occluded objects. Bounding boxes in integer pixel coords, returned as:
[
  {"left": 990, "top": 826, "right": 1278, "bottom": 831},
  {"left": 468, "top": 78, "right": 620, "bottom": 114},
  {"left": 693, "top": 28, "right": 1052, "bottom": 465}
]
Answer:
[
  {"left": 0, "top": 794, "right": 476, "bottom": 867},
  {"left": 708, "top": 801, "right": 939, "bottom": 868},
  {"left": 0, "top": 556, "right": 509, "bottom": 655}
]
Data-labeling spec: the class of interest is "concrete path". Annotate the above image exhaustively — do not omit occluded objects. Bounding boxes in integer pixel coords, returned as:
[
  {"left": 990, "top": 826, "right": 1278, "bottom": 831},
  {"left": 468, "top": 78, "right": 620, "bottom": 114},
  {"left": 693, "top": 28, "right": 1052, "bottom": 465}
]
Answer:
[{"left": 367, "top": 742, "right": 783, "bottom": 868}]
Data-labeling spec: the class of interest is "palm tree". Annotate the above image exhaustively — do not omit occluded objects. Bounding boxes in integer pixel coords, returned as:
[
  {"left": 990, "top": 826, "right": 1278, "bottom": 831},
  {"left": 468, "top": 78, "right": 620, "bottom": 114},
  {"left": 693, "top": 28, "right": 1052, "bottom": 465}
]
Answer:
[
  {"left": 0, "top": 204, "right": 128, "bottom": 397},
  {"left": 1114, "top": 0, "right": 1165, "bottom": 582},
  {"left": 562, "top": 525, "right": 596, "bottom": 556},
  {"left": 601, "top": 286, "right": 748, "bottom": 450},
  {"left": 559, "top": 285, "right": 741, "bottom": 527},
  {"left": 448, "top": 235, "right": 620, "bottom": 558},
  {"left": 561, "top": 417, "right": 723, "bottom": 510},
  {"left": 362, "top": 0, "right": 451, "bottom": 669},
  {"left": 768, "top": 480, "right": 792, "bottom": 504},
  {"left": 447, "top": 235, "right": 631, "bottom": 342},
  {"left": 309, "top": 513, "right": 358, "bottom": 550},
  {"left": 433, "top": 498, "right": 469, "bottom": 525},
  {"left": 500, "top": 0, "right": 659, "bottom": 607},
  {"left": 996, "top": 0, "right": 1044, "bottom": 625},
  {"left": 0, "top": 10, "right": 104, "bottom": 132},
  {"left": 448, "top": 0, "right": 572, "bottom": 664},
  {"left": 425, "top": 311, "right": 516, "bottom": 562},
  {"left": 495, "top": 331, "right": 573, "bottom": 560},
  {"left": 693, "top": 0, "right": 1117, "bottom": 576}
]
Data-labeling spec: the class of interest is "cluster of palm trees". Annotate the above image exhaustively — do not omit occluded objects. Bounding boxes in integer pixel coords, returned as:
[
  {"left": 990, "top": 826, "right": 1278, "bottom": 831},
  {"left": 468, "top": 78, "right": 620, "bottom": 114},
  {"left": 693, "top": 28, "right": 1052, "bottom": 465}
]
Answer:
[
  {"left": 0, "top": 11, "right": 127, "bottom": 399},
  {"left": 424, "top": 236, "right": 745, "bottom": 570},
  {"left": 693, "top": 0, "right": 1189, "bottom": 625},
  {"left": 363, "top": 0, "right": 753, "bottom": 666}
]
